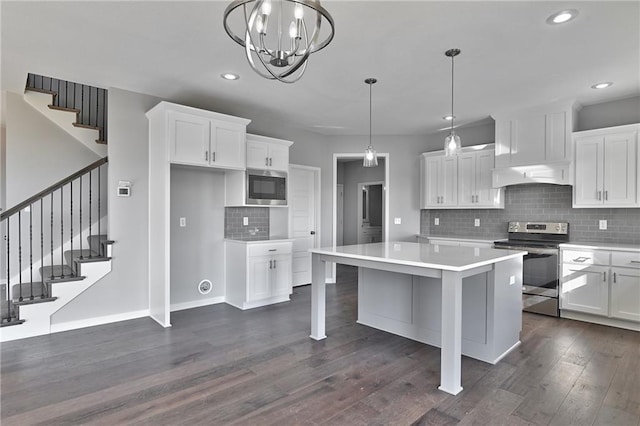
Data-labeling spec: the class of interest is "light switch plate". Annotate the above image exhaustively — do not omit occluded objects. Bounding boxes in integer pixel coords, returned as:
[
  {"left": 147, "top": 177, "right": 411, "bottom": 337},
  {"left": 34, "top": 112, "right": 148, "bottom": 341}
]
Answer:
[
  {"left": 434, "top": 218, "right": 440, "bottom": 226},
  {"left": 243, "top": 217, "right": 249, "bottom": 226},
  {"left": 179, "top": 217, "right": 186, "bottom": 227},
  {"left": 394, "top": 217, "right": 401, "bottom": 225},
  {"left": 474, "top": 218, "right": 480, "bottom": 227},
  {"left": 599, "top": 219, "right": 607, "bottom": 230}
]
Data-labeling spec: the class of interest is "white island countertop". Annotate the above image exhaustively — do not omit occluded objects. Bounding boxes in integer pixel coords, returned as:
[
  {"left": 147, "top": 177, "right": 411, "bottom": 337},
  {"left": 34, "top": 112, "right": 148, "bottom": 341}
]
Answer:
[{"left": 310, "top": 241, "right": 527, "bottom": 272}]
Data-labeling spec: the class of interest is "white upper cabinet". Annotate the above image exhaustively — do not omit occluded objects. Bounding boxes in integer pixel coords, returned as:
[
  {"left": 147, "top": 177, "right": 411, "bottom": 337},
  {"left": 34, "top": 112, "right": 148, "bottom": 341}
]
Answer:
[
  {"left": 246, "top": 134, "right": 292, "bottom": 172},
  {"left": 573, "top": 124, "right": 639, "bottom": 208},
  {"left": 421, "top": 144, "right": 503, "bottom": 209},
  {"left": 163, "top": 103, "right": 250, "bottom": 170}
]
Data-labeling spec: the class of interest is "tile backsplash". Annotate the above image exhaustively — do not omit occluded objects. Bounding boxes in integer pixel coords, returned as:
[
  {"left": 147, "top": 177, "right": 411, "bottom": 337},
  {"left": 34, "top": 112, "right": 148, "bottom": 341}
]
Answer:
[
  {"left": 421, "top": 184, "right": 640, "bottom": 245},
  {"left": 225, "top": 207, "right": 269, "bottom": 241}
]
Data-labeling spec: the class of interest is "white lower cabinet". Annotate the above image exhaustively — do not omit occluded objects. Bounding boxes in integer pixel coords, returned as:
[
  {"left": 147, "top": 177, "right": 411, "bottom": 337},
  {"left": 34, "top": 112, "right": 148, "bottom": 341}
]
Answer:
[
  {"left": 560, "top": 245, "right": 640, "bottom": 330},
  {"left": 225, "top": 240, "right": 293, "bottom": 310}
]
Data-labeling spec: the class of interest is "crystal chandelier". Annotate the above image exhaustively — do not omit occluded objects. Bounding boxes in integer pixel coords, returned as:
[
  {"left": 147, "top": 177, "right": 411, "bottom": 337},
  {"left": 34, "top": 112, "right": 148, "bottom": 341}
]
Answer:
[
  {"left": 444, "top": 48, "right": 462, "bottom": 156},
  {"left": 223, "top": 0, "right": 335, "bottom": 83},
  {"left": 363, "top": 78, "right": 378, "bottom": 168}
]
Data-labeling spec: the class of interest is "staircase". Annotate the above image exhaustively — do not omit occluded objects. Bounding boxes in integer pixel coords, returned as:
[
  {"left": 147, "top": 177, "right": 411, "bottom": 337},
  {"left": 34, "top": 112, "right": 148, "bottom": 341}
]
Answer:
[
  {"left": 23, "top": 73, "right": 108, "bottom": 156},
  {"left": 0, "top": 158, "right": 113, "bottom": 342}
]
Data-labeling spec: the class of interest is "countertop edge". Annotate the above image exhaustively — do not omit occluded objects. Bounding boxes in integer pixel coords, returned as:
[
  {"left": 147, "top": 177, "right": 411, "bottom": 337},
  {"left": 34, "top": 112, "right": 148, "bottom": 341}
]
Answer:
[{"left": 560, "top": 242, "right": 640, "bottom": 252}]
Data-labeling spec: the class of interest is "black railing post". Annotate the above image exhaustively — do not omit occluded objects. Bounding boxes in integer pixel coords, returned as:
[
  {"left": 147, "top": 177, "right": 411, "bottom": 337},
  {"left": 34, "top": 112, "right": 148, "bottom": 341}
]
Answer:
[
  {"left": 70, "top": 181, "right": 74, "bottom": 274},
  {"left": 6, "top": 216, "right": 11, "bottom": 322},
  {"left": 18, "top": 211, "right": 23, "bottom": 301},
  {"left": 98, "top": 165, "right": 101, "bottom": 240},
  {"left": 41, "top": 199, "right": 45, "bottom": 298},
  {"left": 60, "top": 187, "right": 64, "bottom": 278},
  {"left": 79, "top": 175, "right": 83, "bottom": 259},
  {"left": 89, "top": 170, "right": 93, "bottom": 258},
  {"left": 50, "top": 193, "right": 54, "bottom": 280}
]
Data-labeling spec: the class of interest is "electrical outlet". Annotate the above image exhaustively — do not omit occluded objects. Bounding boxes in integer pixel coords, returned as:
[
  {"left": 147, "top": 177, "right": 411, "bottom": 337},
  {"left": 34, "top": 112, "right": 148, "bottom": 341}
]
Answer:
[
  {"left": 434, "top": 218, "right": 440, "bottom": 226},
  {"left": 394, "top": 217, "right": 401, "bottom": 225},
  {"left": 179, "top": 217, "right": 186, "bottom": 227},
  {"left": 599, "top": 219, "right": 607, "bottom": 230},
  {"left": 474, "top": 218, "right": 480, "bottom": 227},
  {"left": 243, "top": 217, "right": 249, "bottom": 226}
]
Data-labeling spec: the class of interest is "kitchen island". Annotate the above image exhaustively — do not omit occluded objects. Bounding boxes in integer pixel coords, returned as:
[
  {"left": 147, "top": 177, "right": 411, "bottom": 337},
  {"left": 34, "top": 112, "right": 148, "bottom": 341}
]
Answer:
[{"left": 309, "top": 241, "right": 527, "bottom": 395}]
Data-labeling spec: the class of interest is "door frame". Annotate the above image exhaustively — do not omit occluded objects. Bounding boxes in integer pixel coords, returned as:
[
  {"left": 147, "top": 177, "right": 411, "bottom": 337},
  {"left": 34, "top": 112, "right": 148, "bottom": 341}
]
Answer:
[
  {"left": 357, "top": 181, "right": 385, "bottom": 244},
  {"left": 331, "top": 153, "right": 389, "bottom": 283}
]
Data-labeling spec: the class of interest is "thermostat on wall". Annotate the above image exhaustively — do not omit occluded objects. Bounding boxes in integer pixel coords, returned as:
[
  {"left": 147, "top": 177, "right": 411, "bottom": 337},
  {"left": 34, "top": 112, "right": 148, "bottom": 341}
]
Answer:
[{"left": 117, "top": 181, "right": 131, "bottom": 197}]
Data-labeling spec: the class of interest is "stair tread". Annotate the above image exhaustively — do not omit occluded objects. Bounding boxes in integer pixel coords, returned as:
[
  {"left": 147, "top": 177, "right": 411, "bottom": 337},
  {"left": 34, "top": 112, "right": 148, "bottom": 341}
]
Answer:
[
  {"left": 11, "top": 282, "right": 49, "bottom": 299},
  {"left": 72, "top": 122, "right": 102, "bottom": 131},
  {"left": 25, "top": 87, "right": 57, "bottom": 97},
  {"left": 0, "top": 318, "right": 26, "bottom": 328},
  {"left": 48, "top": 104, "right": 81, "bottom": 114},
  {"left": 39, "top": 265, "right": 84, "bottom": 283}
]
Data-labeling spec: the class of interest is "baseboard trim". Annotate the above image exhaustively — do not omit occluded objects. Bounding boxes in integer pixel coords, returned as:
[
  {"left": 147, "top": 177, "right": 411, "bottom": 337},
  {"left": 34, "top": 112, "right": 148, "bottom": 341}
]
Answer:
[
  {"left": 561, "top": 310, "right": 640, "bottom": 331},
  {"left": 170, "top": 296, "right": 225, "bottom": 312},
  {"left": 51, "top": 309, "right": 150, "bottom": 333}
]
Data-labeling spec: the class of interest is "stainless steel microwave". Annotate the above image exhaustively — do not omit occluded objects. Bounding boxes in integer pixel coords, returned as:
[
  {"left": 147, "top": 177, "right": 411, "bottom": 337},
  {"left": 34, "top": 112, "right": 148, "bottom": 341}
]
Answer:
[{"left": 246, "top": 169, "right": 287, "bottom": 206}]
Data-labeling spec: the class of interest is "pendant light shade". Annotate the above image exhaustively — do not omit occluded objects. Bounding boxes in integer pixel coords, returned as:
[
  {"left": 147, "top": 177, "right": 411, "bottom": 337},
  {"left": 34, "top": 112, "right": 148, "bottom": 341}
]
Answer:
[
  {"left": 363, "top": 78, "right": 378, "bottom": 168},
  {"left": 444, "top": 48, "right": 462, "bottom": 156}
]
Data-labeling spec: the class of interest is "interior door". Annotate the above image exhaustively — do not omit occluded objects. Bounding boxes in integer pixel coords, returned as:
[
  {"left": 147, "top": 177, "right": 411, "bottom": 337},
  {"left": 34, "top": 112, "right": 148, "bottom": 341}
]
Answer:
[{"left": 289, "top": 165, "right": 318, "bottom": 286}]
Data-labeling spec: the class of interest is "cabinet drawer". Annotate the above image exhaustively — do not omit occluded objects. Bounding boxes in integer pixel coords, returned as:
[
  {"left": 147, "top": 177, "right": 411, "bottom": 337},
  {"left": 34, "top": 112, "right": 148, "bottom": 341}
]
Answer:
[
  {"left": 562, "top": 249, "right": 610, "bottom": 265},
  {"left": 611, "top": 251, "right": 640, "bottom": 268},
  {"left": 248, "top": 242, "right": 292, "bottom": 257}
]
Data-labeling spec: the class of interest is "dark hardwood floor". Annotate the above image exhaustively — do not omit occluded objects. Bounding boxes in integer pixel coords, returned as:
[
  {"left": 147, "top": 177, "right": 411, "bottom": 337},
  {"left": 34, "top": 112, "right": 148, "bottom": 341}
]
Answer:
[{"left": 1, "top": 265, "right": 639, "bottom": 425}]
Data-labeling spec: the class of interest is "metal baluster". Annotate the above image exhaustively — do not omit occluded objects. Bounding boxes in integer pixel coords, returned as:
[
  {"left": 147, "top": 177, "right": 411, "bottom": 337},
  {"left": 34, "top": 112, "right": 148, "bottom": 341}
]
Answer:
[
  {"left": 70, "top": 181, "right": 74, "bottom": 274},
  {"left": 29, "top": 204, "right": 33, "bottom": 299},
  {"left": 41, "top": 199, "right": 45, "bottom": 298},
  {"left": 56, "top": 79, "right": 60, "bottom": 107},
  {"left": 88, "top": 86, "right": 92, "bottom": 126},
  {"left": 18, "top": 211, "right": 23, "bottom": 301},
  {"left": 79, "top": 175, "right": 83, "bottom": 259},
  {"left": 6, "top": 216, "right": 11, "bottom": 322},
  {"left": 89, "top": 170, "right": 93, "bottom": 258},
  {"left": 60, "top": 187, "right": 64, "bottom": 278},
  {"left": 81, "top": 85, "right": 85, "bottom": 125},
  {"left": 98, "top": 165, "right": 101, "bottom": 243},
  {"left": 50, "top": 193, "right": 54, "bottom": 280}
]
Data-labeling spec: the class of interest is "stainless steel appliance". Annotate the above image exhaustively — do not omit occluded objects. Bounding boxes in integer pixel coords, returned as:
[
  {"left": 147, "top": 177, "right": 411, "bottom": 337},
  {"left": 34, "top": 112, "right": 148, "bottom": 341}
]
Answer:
[
  {"left": 246, "top": 169, "right": 287, "bottom": 206},
  {"left": 493, "top": 221, "right": 569, "bottom": 317}
]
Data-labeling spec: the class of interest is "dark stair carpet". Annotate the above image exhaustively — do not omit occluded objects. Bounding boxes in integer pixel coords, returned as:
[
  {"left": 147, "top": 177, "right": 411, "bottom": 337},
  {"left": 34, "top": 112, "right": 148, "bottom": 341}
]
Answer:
[
  {"left": 39, "top": 265, "right": 84, "bottom": 283},
  {"left": 11, "top": 282, "right": 57, "bottom": 305},
  {"left": 87, "top": 234, "right": 109, "bottom": 257}
]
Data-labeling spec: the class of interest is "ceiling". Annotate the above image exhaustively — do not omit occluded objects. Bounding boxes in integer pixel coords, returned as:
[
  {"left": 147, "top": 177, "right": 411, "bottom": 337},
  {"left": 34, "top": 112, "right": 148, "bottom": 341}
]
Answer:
[{"left": 2, "top": 1, "right": 639, "bottom": 137}]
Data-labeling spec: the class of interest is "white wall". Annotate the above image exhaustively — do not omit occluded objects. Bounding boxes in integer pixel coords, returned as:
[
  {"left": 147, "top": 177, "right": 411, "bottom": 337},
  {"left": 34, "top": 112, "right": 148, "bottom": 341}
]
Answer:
[
  {"left": 170, "top": 165, "right": 226, "bottom": 306},
  {"left": 5, "top": 92, "right": 100, "bottom": 208},
  {"left": 53, "top": 88, "right": 161, "bottom": 324}
]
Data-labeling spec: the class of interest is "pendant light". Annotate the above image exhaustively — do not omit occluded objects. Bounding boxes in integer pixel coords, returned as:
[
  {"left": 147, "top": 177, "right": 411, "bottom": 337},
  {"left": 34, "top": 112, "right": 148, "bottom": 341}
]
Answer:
[
  {"left": 444, "top": 48, "right": 462, "bottom": 156},
  {"left": 363, "top": 78, "right": 378, "bottom": 168}
]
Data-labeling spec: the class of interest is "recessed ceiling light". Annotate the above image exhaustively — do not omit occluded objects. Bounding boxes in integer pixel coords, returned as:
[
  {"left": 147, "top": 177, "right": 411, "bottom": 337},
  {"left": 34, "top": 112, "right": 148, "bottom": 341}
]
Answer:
[
  {"left": 546, "top": 9, "right": 578, "bottom": 25},
  {"left": 591, "top": 82, "right": 613, "bottom": 89},
  {"left": 221, "top": 73, "right": 239, "bottom": 81},
  {"left": 442, "top": 115, "right": 455, "bottom": 121}
]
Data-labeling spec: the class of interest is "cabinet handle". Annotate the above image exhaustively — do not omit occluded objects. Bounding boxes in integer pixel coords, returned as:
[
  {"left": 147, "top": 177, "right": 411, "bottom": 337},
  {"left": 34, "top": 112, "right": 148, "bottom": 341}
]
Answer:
[
  {"left": 572, "top": 257, "right": 590, "bottom": 263},
  {"left": 603, "top": 271, "right": 607, "bottom": 282},
  {"left": 604, "top": 190, "right": 608, "bottom": 201},
  {"left": 273, "top": 259, "right": 277, "bottom": 269},
  {"left": 270, "top": 158, "right": 273, "bottom": 167},
  {"left": 630, "top": 261, "right": 640, "bottom": 264},
  {"left": 205, "top": 151, "right": 208, "bottom": 161},
  {"left": 266, "top": 157, "right": 269, "bottom": 166},
  {"left": 212, "top": 152, "right": 216, "bottom": 162},
  {"left": 269, "top": 260, "right": 273, "bottom": 269},
  {"left": 613, "top": 272, "right": 617, "bottom": 283},
  {"left": 597, "top": 191, "right": 602, "bottom": 201},
  {"left": 268, "top": 249, "right": 277, "bottom": 252}
]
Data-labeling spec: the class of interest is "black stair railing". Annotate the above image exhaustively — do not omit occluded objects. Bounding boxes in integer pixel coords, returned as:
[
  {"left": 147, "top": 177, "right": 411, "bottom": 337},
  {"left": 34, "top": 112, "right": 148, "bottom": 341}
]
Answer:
[
  {"left": 1, "top": 157, "right": 108, "bottom": 325},
  {"left": 25, "top": 73, "right": 108, "bottom": 143}
]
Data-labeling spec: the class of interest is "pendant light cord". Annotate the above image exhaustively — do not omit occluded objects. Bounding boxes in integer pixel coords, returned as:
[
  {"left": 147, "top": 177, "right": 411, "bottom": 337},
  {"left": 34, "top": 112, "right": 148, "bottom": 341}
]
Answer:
[
  {"left": 369, "top": 81, "right": 372, "bottom": 147},
  {"left": 450, "top": 53, "right": 455, "bottom": 132}
]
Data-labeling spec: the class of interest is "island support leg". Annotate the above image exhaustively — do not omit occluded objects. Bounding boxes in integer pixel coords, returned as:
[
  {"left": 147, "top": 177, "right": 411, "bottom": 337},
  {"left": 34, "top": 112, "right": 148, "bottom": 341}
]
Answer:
[
  {"left": 310, "top": 254, "right": 327, "bottom": 340},
  {"left": 438, "top": 270, "right": 463, "bottom": 395}
]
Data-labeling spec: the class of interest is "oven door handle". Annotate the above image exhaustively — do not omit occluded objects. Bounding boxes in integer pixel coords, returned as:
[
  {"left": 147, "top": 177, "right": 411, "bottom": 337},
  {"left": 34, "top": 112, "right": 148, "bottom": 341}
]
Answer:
[{"left": 494, "top": 245, "right": 557, "bottom": 255}]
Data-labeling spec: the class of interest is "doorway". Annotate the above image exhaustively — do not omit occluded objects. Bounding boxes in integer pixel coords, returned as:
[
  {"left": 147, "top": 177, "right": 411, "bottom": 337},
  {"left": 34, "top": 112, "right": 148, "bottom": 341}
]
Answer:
[
  {"left": 357, "top": 181, "right": 384, "bottom": 244},
  {"left": 332, "top": 153, "right": 389, "bottom": 283}
]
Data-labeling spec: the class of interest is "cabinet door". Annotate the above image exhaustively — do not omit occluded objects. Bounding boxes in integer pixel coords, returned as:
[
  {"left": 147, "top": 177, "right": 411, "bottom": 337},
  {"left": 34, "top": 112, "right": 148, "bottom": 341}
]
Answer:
[
  {"left": 248, "top": 256, "right": 272, "bottom": 301},
  {"left": 546, "top": 111, "right": 569, "bottom": 162},
  {"left": 610, "top": 267, "right": 640, "bottom": 322},
  {"left": 511, "top": 114, "right": 546, "bottom": 165},
  {"left": 494, "top": 119, "right": 512, "bottom": 168},
  {"left": 441, "top": 156, "right": 458, "bottom": 206},
  {"left": 457, "top": 152, "right": 476, "bottom": 207},
  {"left": 268, "top": 144, "right": 290, "bottom": 171},
  {"left": 423, "top": 156, "right": 442, "bottom": 207},
  {"left": 474, "top": 150, "right": 499, "bottom": 206},
  {"left": 561, "top": 264, "right": 609, "bottom": 316},
  {"left": 272, "top": 254, "right": 292, "bottom": 296},
  {"left": 211, "top": 121, "right": 246, "bottom": 169},
  {"left": 604, "top": 132, "right": 637, "bottom": 206},
  {"left": 168, "top": 112, "right": 210, "bottom": 165},
  {"left": 246, "top": 140, "right": 270, "bottom": 169},
  {"left": 574, "top": 136, "right": 604, "bottom": 206}
]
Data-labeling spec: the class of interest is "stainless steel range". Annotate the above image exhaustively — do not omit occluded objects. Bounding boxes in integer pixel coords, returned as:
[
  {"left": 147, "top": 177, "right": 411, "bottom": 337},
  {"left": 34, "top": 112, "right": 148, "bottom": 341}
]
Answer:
[{"left": 493, "top": 221, "right": 569, "bottom": 317}]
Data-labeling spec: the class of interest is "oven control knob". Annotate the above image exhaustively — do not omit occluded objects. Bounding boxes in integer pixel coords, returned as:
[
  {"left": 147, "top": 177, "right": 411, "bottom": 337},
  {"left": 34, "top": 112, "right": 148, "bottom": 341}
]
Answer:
[{"left": 556, "top": 224, "right": 561, "bottom": 231}]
